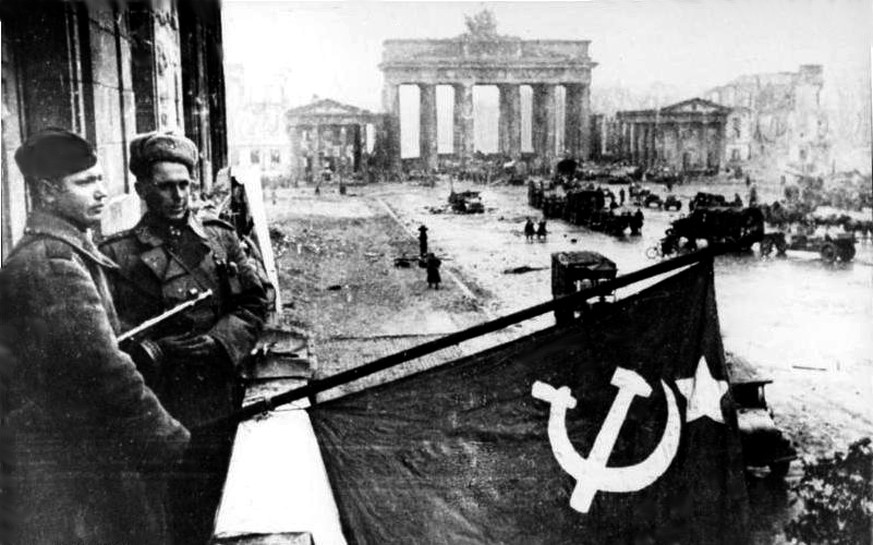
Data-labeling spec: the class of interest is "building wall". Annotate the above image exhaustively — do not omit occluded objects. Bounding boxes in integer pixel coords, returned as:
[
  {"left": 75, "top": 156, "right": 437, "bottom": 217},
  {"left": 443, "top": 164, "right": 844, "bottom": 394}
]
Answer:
[
  {"left": 1, "top": 0, "right": 227, "bottom": 259},
  {"left": 704, "top": 65, "right": 829, "bottom": 173},
  {"left": 225, "top": 63, "right": 294, "bottom": 181}
]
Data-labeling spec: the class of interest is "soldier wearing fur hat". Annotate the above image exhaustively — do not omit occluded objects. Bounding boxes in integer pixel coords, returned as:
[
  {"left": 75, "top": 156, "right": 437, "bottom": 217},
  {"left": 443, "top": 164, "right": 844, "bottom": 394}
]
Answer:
[
  {"left": 0, "top": 128, "right": 190, "bottom": 545},
  {"left": 99, "top": 130, "right": 268, "bottom": 544}
]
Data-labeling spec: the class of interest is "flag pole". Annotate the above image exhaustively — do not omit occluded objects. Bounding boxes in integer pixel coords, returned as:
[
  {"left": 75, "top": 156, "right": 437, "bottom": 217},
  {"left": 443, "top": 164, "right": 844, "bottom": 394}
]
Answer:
[{"left": 202, "top": 244, "right": 728, "bottom": 429}]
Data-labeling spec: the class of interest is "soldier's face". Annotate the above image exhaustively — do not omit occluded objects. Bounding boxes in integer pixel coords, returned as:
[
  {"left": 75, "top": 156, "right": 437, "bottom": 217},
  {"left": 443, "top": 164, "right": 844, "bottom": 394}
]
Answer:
[
  {"left": 140, "top": 161, "right": 192, "bottom": 222},
  {"left": 43, "top": 164, "right": 107, "bottom": 229}
]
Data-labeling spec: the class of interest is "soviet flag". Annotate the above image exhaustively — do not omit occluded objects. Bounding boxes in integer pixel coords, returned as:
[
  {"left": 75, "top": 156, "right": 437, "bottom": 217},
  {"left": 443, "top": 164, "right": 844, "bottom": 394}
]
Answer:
[{"left": 309, "top": 262, "right": 750, "bottom": 544}]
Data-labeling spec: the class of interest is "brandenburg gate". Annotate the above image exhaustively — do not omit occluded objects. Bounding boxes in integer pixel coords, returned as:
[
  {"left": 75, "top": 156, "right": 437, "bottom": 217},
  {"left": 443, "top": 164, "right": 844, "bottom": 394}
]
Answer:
[{"left": 378, "top": 13, "right": 596, "bottom": 172}]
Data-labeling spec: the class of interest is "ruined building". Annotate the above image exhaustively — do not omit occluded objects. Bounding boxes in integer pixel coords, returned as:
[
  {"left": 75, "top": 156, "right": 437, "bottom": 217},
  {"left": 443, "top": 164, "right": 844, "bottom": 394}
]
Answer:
[
  {"left": 285, "top": 98, "right": 381, "bottom": 184},
  {"left": 225, "top": 63, "right": 296, "bottom": 183},
  {"left": 378, "top": 11, "right": 596, "bottom": 174},
  {"left": 704, "top": 65, "right": 829, "bottom": 174},
  {"left": 613, "top": 98, "right": 730, "bottom": 174},
  {"left": 1, "top": 0, "right": 227, "bottom": 258}
]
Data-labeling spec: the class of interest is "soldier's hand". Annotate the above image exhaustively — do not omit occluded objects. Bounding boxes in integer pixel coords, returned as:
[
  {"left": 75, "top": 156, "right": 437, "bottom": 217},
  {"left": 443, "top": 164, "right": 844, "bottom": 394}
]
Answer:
[{"left": 158, "top": 333, "right": 219, "bottom": 360}]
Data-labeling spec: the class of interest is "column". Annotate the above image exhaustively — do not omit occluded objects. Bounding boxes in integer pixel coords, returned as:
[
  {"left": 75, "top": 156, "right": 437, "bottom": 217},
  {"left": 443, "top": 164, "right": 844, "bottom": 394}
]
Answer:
[
  {"left": 498, "top": 85, "right": 510, "bottom": 155},
  {"left": 498, "top": 84, "right": 522, "bottom": 159},
  {"left": 381, "top": 82, "right": 401, "bottom": 176},
  {"left": 359, "top": 124, "right": 370, "bottom": 182},
  {"left": 532, "top": 84, "right": 556, "bottom": 164},
  {"left": 419, "top": 83, "right": 438, "bottom": 172},
  {"left": 579, "top": 83, "right": 591, "bottom": 160},
  {"left": 564, "top": 84, "right": 582, "bottom": 158},
  {"left": 339, "top": 125, "right": 349, "bottom": 176},
  {"left": 289, "top": 126, "right": 301, "bottom": 184},
  {"left": 312, "top": 124, "right": 322, "bottom": 182},
  {"left": 453, "top": 82, "right": 474, "bottom": 165},
  {"left": 642, "top": 123, "right": 652, "bottom": 168}
]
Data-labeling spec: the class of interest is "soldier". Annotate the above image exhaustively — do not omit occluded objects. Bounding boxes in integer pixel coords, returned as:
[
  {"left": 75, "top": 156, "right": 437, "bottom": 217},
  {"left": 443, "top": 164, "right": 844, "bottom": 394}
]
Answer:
[
  {"left": 631, "top": 207, "right": 645, "bottom": 236},
  {"left": 425, "top": 253, "right": 442, "bottom": 289},
  {"left": 524, "top": 217, "right": 535, "bottom": 242},
  {"left": 99, "top": 131, "right": 269, "bottom": 544},
  {"left": 537, "top": 219, "right": 548, "bottom": 241},
  {"left": 1, "top": 128, "right": 189, "bottom": 544},
  {"left": 418, "top": 224, "right": 429, "bottom": 256}
]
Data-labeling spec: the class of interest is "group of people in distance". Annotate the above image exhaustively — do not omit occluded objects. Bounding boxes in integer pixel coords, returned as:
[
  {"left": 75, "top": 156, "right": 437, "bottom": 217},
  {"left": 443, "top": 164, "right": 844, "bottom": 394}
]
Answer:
[{"left": 524, "top": 217, "right": 548, "bottom": 242}]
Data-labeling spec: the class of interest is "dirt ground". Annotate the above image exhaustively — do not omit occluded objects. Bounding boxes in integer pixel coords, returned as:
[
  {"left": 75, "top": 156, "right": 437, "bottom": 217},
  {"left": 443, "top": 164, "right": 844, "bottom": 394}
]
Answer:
[
  {"left": 265, "top": 178, "right": 872, "bottom": 543},
  {"left": 267, "top": 178, "right": 872, "bottom": 458}
]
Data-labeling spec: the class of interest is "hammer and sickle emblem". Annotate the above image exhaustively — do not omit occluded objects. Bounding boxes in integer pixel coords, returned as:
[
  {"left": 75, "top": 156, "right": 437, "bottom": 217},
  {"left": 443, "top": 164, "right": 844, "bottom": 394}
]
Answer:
[{"left": 531, "top": 367, "right": 681, "bottom": 513}]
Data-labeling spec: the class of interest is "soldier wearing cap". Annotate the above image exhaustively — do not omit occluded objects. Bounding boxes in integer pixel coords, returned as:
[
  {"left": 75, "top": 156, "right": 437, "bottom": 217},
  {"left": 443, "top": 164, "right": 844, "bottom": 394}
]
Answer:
[
  {"left": 99, "top": 130, "right": 268, "bottom": 544},
  {"left": 0, "top": 128, "right": 189, "bottom": 544}
]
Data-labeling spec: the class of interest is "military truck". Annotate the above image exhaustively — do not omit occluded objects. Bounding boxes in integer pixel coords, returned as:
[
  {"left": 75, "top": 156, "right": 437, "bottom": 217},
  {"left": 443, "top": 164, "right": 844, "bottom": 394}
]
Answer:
[
  {"left": 551, "top": 251, "right": 618, "bottom": 325},
  {"left": 655, "top": 206, "right": 764, "bottom": 256},
  {"left": 448, "top": 190, "right": 485, "bottom": 214},
  {"left": 760, "top": 231, "right": 856, "bottom": 262}
]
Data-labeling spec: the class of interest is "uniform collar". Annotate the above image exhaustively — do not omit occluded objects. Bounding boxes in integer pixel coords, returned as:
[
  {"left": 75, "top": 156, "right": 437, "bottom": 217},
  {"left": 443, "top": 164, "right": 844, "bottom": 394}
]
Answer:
[
  {"left": 134, "top": 211, "right": 209, "bottom": 247},
  {"left": 24, "top": 209, "right": 118, "bottom": 269}
]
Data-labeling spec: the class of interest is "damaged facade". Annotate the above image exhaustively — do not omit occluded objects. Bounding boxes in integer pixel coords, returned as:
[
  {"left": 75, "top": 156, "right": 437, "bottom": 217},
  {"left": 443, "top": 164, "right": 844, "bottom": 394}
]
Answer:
[
  {"left": 225, "top": 63, "right": 296, "bottom": 183},
  {"left": 285, "top": 98, "right": 381, "bottom": 184},
  {"left": 705, "top": 65, "right": 829, "bottom": 174},
  {"left": 1, "top": 0, "right": 228, "bottom": 258},
  {"left": 614, "top": 98, "right": 730, "bottom": 173}
]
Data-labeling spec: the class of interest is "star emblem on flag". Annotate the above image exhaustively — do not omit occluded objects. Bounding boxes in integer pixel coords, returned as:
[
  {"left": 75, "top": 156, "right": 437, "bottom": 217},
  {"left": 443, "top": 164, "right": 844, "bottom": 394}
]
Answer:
[{"left": 676, "top": 356, "right": 729, "bottom": 424}]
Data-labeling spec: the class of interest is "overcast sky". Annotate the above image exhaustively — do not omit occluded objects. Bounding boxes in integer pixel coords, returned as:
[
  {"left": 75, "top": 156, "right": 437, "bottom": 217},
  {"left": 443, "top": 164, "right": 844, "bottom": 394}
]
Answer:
[{"left": 223, "top": 0, "right": 872, "bottom": 114}]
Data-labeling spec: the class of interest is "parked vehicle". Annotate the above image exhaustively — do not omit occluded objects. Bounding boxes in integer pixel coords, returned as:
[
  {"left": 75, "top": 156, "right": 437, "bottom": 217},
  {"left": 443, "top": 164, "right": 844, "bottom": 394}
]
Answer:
[
  {"left": 689, "top": 192, "right": 741, "bottom": 212},
  {"left": 726, "top": 353, "right": 797, "bottom": 477},
  {"left": 653, "top": 206, "right": 764, "bottom": 256},
  {"left": 663, "top": 194, "right": 682, "bottom": 211},
  {"left": 643, "top": 193, "right": 663, "bottom": 209},
  {"left": 551, "top": 251, "right": 618, "bottom": 325},
  {"left": 760, "top": 231, "right": 856, "bottom": 262},
  {"left": 528, "top": 181, "right": 642, "bottom": 237},
  {"left": 448, "top": 190, "right": 484, "bottom": 213}
]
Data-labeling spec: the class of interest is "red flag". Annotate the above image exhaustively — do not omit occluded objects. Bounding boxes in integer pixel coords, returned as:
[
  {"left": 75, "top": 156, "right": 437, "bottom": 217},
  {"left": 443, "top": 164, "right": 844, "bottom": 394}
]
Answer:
[{"left": 310, "top": 262, "right": 749, "bottom": 544}]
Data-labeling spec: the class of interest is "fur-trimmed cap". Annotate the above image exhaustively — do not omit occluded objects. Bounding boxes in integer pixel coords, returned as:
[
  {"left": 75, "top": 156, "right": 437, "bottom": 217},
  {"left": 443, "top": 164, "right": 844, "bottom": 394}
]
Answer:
[
  {"left": 129, "top": 131, "right": 198, "bottom": 178},
  {"left": 14, "top": 127, "right": 97, "bottom": 180}
]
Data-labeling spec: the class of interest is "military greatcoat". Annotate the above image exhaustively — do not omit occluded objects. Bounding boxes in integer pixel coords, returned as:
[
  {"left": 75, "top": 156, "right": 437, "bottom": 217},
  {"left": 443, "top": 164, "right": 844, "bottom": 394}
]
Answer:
[
  {"left": 0, "top": 209, "right": 189, "bottom": 545},
  {"left": 100, "top": 211, "right": 268, "bottom": 542},
  {"left": 99, "top": 212, "right": 268, "bottom": 428}
]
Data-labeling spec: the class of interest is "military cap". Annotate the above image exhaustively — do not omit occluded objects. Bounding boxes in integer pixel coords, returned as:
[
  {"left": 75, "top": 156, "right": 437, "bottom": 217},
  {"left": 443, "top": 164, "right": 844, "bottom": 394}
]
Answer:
[
  {"left": 129, "top": 130, "right": 198, "bottom": 178},
  {"left": 14, "top": 127, "right": 97, "bottom": 180}
]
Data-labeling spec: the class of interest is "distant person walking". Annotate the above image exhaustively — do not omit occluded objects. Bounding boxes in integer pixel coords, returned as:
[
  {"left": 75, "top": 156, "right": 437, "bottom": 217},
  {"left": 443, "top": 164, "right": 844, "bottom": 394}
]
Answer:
[
  {"left": 537, "top": 219, "right": 548, "bottom": 241},
  {"left": 524, "top": 217, "right": 535, "bottom": 242},
  {"left": 425, "top": 253, "right": 442, "bottom": 289},
  {"left": 418, "top": 225, "right": 429, "bottom": 256},
  {"left": 619, "top": 187, "right": 626, "bottom": 206}
]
